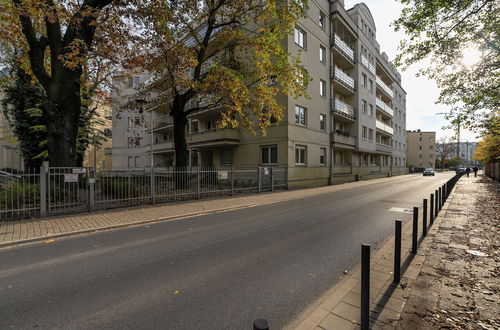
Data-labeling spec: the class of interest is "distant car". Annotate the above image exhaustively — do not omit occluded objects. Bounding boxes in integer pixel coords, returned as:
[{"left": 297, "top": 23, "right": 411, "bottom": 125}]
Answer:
[
  {"left": 0, "top": 171, "right": 22, "bottom": 184},
  {"left": 423, "top": 168, "right": 435, "bottom": 176}
]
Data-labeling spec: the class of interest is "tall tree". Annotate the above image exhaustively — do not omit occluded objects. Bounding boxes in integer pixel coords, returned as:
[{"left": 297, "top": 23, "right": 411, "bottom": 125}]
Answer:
[
  {"left": 435, "top": 137, "right": 457, "bottom": 170},
  {"left": 0, "top": 0, "right": 133, "bottom": 166},
  {"left": 139, "top": 0, "right": 310, "bottom": 168},
  {"left": 393, "top": 0, "right": 499, "bottom": 132}
]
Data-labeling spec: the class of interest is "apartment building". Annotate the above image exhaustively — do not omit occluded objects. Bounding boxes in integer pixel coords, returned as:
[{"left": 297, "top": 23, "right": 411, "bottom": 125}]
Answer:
[
  {"left": 0, "top": 91, "right": 23, "bottom": 171},
  {"left": 83, "top": 94, "right": 113, "bottom": 170},
  {"left": 406, "top": 130, "right": 436, "bottom": 169},
  {"left": 111, "top": 0, "right": 407, "bottom": 187}
]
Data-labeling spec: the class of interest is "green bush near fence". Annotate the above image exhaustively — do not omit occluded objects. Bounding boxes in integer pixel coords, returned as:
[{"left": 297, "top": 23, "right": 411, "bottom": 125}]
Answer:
[
  {"left": 0, "top": 181, "right": 40, "bottom": 210},
  {"left": 98, "top": 177, "right": 149, "bottom": 198}
]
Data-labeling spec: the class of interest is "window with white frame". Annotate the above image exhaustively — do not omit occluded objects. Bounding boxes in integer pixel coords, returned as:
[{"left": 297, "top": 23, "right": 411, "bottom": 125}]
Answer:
[
  {"left": 295, "top": 145, "right": 307, "bottom": 165},
  {"left": 362, "top": 100, "right": 367, "bottom": 114},
  {"left": 320, "top": 148, "right": 326, "bottom": 166},
  {"left": 369, "top": 79, "right": 373, "bottom": 92},
  {"left": 295, "top": 105, "right": 307, "bottom": 126},
  {"left": 369, "top": 104, "right": 374, "bottom": 116},
  {"left": 261, "top": 145, "right": 278, "bottom": 165},
  {"left": 128, "top": 117, "right": 141, "bottom": 128},
  {"left": 320, "top": 45, "right": 326, "bottom": 63},
  {"left": 362, "top": 73, "right": 367, "bottom": 87},
  {"left": 362, "top": 126, "right": 367, "bottom": 139},
  {"left": 320, "top": 79, "right": 326, "bottom": 97},
  {"left": 320, "top": 114, "right": 326, "bottom": 131},
  {"left": 127, "top": 137, "right": 141, "bottom": 148},
  {"left": 294, "top": 26, "right": 306, "bottom": 49}
]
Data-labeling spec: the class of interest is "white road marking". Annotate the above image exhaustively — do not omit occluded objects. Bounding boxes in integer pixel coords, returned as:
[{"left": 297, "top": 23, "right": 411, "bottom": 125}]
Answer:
[{"left": 388, "top": 207, "right": 414, "bottom": 214}]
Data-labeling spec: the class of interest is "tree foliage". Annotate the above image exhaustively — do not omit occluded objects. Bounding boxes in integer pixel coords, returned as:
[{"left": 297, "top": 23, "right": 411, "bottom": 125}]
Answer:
[
  {"left": 473, "top": 113, "right": 500, "bottom": 163},
  {"left": 138, "top": 0, "right": 311, "bottom": 167},
  {"left": 394, "top": 0, "right": 500, "bottom": 132},
  {"left": 435, "top": 136, "right": 457, "bottom": 169}
]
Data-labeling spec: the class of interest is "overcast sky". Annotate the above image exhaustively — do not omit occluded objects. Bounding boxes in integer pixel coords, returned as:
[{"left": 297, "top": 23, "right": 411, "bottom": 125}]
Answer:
[{"left": 344, "top": 0, "right": 479, "bottom": 142}]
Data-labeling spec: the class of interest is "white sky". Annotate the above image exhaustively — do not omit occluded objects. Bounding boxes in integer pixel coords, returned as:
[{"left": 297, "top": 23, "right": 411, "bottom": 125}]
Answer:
[{"left": 344, "top": 0, "right": 479, "bottom": 142}]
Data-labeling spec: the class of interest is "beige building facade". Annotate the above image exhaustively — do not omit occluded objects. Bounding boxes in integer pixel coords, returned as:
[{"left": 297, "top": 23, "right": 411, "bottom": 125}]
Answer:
[
  {"left": 406, "top": 130, "right": 436, "bottom": 169},
  {"left": 83, "top": 97, "right": 113, "bottom": 170},
  {"left": 112, "top": 0, "right": 408, "bottom": 187},
  {"left": 0, "top": 91, "right": 23, "bottom": 171}
]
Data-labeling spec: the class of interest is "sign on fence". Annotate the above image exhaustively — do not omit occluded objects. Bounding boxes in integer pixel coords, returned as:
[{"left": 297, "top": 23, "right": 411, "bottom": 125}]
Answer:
[
  {"left": 264, "top": 167, "right": 269, "bottom": 175},
  {"left": 72, "top": 168, "right": 86, "bottom": 174},
  {"left": 217, "top": 171, "right": 228, "bottom": 180},
  {"left": 64, "top": 174, "right": 79, "bottom": 183}
]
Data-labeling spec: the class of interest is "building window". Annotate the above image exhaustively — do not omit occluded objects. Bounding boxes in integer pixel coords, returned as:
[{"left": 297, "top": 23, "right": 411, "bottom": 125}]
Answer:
[
  {"left": 127, "top": 77, "right": 134, "bottom": 88},
  {"left": 220, "top": 149, "right": 232, "bottom": 166},
  {"left": 127, "top": 137, "right": 140, "bottom": 148},
  {"left": 261, "top": 145, "right": 277, "bottom": 165},
  {"left": 320, "top": 114, "right": 326, "bottom": 131},
  {"left": 133, "top": 76, "right": 141, "bottom": 88},
  {"left": 368, "top": 128, "right": 374, "bottom": 141},
  {"left": 294, "top": 26, "right": 306, "bottom": 49},
  {"left": 295, "top": 145, "right": 307, "bottom": 165},
  {"left": 369, "top": 104, "right": 374, "bottom": 117},
  {"left": 320, "top": 148, "right": 326, "bottom": 166},
  {"left": 295, "top": 105, "right": 307, "bottom": 126},
  {"left": 369, "top": 79, "right": 373, "bottom": 92},
  {"left": 319, "top": 11, "right": 326, "bottom": 28},
  {"left": 362, "top": 100, "right": 367, "bottom": 114},
  {"left": 320, "top": 79, "right": 326, "bottom": 97},
  {"left": 320, "top": 45, "right": 326, "bottom": 63},
  {"left": 128, "top": 117, "right": 141, "bottom": 128},
  {"left": 362, "top": 73, "right": 367, "bottom": 87},
  {"left": 362, "top": 126, "right": 367, "bottom": 139}
]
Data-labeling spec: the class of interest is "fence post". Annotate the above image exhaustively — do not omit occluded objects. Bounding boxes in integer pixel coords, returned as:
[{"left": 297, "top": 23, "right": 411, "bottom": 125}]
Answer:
[
  {"left": 442, "top": 184, "right": 445, "bottom": 204},
  {"left": 434, "top": 189, "right": 439, "bottom": 218},
  {"left": 423, "top": 199, "right": 427, "bottom": 236},
  {"left": 197, "top": 167, "right": 201, "bottom": 199},
  {"left": 430, "top": 193, "right": 434, "bottom": 225},
  {"left": 258, "top": 167, "right": 262, "bottom": 193},
  {"left": 361, "top": 244, "right": 370, "bottom": 330},
  {"left": 438, "top": 187, "right": 442, "bottom": 211},
  {"left": 253, "top": 319, "right": 270, "bottom": 330},
  {"left": 40, "top": 166, "right": 47, "bottom": 218},
  {"left": 231, "top": 167, "right": 234, "bottom": 196},
  {"left": 89, "top": 179, "right": 95, "bottom": 211},
  {"left": 412, "top": 207, "right": 418, "bottom": 253},
  {"left": 151, "top": 166, "right": 156, "bottom": 205},
  {"left": 270, "top": 167, "right": 274, "bottom": 192},
  {"left": 394, "top": 220, "right": 402, "bottom": 283}
]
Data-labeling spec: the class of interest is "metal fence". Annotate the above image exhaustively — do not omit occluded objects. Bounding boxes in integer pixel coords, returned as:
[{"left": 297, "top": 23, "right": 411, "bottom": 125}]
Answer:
[{"left": 0, "top": 166, "right": 287, "bottom": 222}]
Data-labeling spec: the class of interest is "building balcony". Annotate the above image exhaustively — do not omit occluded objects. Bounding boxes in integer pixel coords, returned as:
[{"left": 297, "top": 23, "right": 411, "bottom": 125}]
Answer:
[
  {"left": 331, "top": 131, "right": 356, "bottom": 149},
  {"left": 376, "top": 120, "right": 394, "bottom": 135},
  {"left": 152, "top": 140, "right": 174, "bottom": 152},
  {"left": 376, "top": 142, "right": 392, "bottom": 154},
  {"left": 331, "top": 98, "right": 355, "bottom": 121},
  {"left": 376, "top": 76, "right": 394, "bottom": 98},
  {"left": 331, "top": 66, "right": 355, "bottom": 94},
  {"left": 375, "top": 98, "right": 393, "bottom": 117},
  {"left": 361, "top": 55, "right": 376, "bottom": 74},
  {"left": 153, "top": 119, "right": 174, "bottom": 132},
  {"left": 186, "top": 128, "right": 240, "bottom": 147},
  {"left": 331, "top": 33, "right": 355, "bottom": 66}
]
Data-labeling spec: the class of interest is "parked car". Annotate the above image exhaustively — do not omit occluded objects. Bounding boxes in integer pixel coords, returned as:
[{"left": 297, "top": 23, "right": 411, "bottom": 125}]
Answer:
[
  {"left": 0, "top": 170, "right": 22, "bottom": 184},
  {"left": 423, "top": 168, "right": 435, "bottom": 176}
]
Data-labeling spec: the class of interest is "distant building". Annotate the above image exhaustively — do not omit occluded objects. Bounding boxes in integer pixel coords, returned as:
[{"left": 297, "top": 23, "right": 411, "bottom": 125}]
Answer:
[
  {"left": 83, "top": 91, "right": 113, "bottom": 170},
  {"left": 440, "top": 141, "right": 479, "bottom": 166},
  {"left": 406, "top": 130, "right": 436, "bottom": 169},
  {"left": 0, "top": 91, "right": 23, "bottom": 171}
]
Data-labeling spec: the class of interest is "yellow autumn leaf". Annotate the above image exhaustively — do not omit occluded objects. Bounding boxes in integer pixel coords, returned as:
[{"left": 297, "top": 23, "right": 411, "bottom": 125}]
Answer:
[
  {"left": 43, "top": 239, "right": 55, "bottom": 243},
  {"left": 173, "top": 290, "right": 180, "bottom": 295}
]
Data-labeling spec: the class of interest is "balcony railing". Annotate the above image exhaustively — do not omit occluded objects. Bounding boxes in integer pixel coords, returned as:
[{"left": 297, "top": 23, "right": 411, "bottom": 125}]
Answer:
[
  {"left": 332, "top": 34, "right": 355, "bottom": 62},
  {"left": 154, "top": 119, "right": 173, "bottom": 130},
  {"left": 376, "top": 76, "right": 394, "bottom": 98},
  {"left": 376, "top": 120, "right": 394, "bottom": 135},
  {"left": 361, "top": 55, "right": 376, "bottom": 74},
  {"left": 331, "top": 98, "right": 355, "bottom": 118},
  {"left": 332, "top": 66, "right": 355, "bottom": 91},
  {"left": 375, "top": 98, "right": 394, "bottom": 117}
]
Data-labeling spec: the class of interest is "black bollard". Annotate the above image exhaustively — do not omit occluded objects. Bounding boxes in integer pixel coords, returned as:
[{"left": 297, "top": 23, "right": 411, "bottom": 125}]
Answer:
[
  {"left": 423, "top": 199, "right": 428, "bottom": 236},
  {"left": 253, "top": 319, "right": 270, "bottom": 330},
  {"left": 361, "top": 244, "right": 370, "bottom": 330},
  {"left": 412, "top": 207, "right": 418, "bottom": 253},
  {"left": 394, "top": 220, "right": 402, "bottom": 283}
]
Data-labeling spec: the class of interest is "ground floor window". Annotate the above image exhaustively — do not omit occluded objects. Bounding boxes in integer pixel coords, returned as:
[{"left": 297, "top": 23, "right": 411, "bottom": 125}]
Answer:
[
  {"left": 320, "top": 148, "right": 326, "bottom": 166},
  {"left": 127, "top": 156, "right": 140, "bottom": 168},
  {"left": 190, "top": 149, "right": 199, "bottom": 167},
  {"left": 295, "top": 145, "right": 307, "bottom": 165},
  {"left": 221, "top": 148, "right": 233, "bottom": 166},
  {"left": 261, "top": 145, "right": 277, "bottom": 165}
]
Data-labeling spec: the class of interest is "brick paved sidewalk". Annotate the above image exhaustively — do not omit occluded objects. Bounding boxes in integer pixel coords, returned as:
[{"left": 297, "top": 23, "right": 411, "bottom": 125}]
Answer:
[
  {"left": 0, "top": 174, "right": 412, "bottom": 247},
  {"left": 291, "top": 174, "right": 499, "bottom": 330}
]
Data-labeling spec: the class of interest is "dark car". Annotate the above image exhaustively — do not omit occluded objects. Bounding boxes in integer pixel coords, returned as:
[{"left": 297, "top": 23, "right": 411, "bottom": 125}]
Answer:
[{"left": 423, "top": 168, "right": 435, "bottom": 176}]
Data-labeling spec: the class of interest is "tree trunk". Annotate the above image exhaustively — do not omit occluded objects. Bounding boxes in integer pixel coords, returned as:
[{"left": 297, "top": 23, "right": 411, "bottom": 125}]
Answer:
[
  {"left": 173, "top": 111, "right": 188, "bottom": 169},
  {"left": 46, "top": 70, "right": 82, "bottom": 167}
]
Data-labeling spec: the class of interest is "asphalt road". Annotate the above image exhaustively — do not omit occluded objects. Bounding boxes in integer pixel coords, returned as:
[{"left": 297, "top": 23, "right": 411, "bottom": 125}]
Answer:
[{"left": 0, "top": 172, "right": 454, "bottom": 329}]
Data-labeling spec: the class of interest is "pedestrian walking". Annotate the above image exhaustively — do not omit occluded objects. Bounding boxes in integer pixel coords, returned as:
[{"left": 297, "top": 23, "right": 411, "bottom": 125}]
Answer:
[
  {"left": 473, "top": 166, "right": 478, "bottom": 177},
  {"left": 466, "top": 167, "right": 471, "bottom": 177}
]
